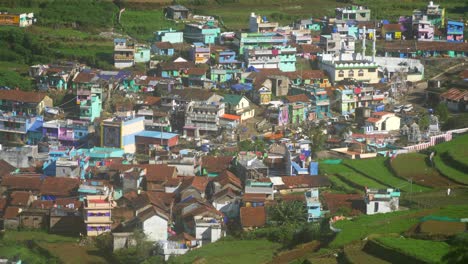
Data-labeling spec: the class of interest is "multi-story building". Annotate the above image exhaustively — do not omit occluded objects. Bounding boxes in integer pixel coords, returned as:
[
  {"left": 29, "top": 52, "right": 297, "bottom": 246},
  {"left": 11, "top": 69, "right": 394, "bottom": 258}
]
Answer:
[
  {"left": 136, "top": 109, "right": 172, "bottom": 132},
  {"left": 334, "top": 20, "right": 358, "bottom": 38},
  {"left": 319, "top": 58, "right": 379, "bottom": 84},
  {"left": 249, "top": 12, "right": 279, "bottom": 33},
  {"left": 100, "top": 115, "right": 145, "bottom": 154},
  {"left": 446, "top": 20, "right": 464, "bottom": 42},
  {"left": 190, "top": 42, "right": 210, "bottom": 64},
  {"left": 184, "top": 22, "right": 220, "bottom": 44},
  {"left": 0, "top": 12, "right": 34, "bottom": 27},
  {"left": 335, "top": 86, "right": 357, "bottom": 115},
  {"left": 30, "top": 62, "right": 81, "bottom": 91},
  {"left": 84, "top": 194, "right": 114, "bottom": 236},
  {"left": 210, "top": 50, "right": 242, "bottom": 84},
  {"left": 305, "top": 188, "right": 321, "bottom": 222},
  {"left": 311, "top": 87, "right": 331, "bottom": 119},
  {"left": 320, "top": 33, "right": 355, "bottom": 55},
  {"left": 365, "top": 188, "right": 400, "bottom": 215},
  {"left": 335, "top": 5, "right": 371, "bottom": 22},
  {"left": 134, "top": 45, "right": 151, "bottom": 63},
  {"left": 413, "top": 16, "right": 434, "bottom": 41},
  {"left": 291, "top": 29, "right": 312, "bottom": 44},
  {"left": 238, "top": 32, "right": 288, "bottom": 55},
  {"left": 155, "top": 29, "right": 184, "bottom": 43},
  {"left": 0, "top": 113, "right": 43, "bottom": 145},
  {"left": 184, "top": 101, "right": 224, "bottom": 138},
  {"left": 289, "top": 102, "right": 307, "bottom": 125},
  {"left": 425, "top": 1, "right": 445, "bottom": 28},
  {"left": 0, "top": 90, "right": 53, "bottom": 116},
  {"left": 42, "top": 119, "right": 92, "bottom": 147},
  {"left": 114, "top": 38, "right": 135, "bottom": 69},
  {"left": 244, "top": 46, "right": 296, "bottom": 72},
  {"left": 223, "top": 94, "right": 255, "bottom": 121},
  {"left": 72, "top": 70, "right": 106, "bottom": 122},
  {"left": 355, "top": 85, "right": 385, "bottom": 108}
]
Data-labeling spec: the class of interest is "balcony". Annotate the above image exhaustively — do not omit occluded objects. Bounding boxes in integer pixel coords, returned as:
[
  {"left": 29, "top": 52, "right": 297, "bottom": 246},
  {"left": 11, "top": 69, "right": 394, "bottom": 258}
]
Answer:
[
  {"left": 0, "top": 124, "right": 27, "bottom": 134},
  {"left": 189, "top": 113, "right": 218, "bottom": 122},
  {"left": 84, "top": 215, "right": 112, "bottom": 224},
  {"left": 84, "top": 195, "right": 113, "bottom": 209},
  {"left": 186, "top": 123, "right": 219, "bottom": 131},
  {"left": 360, "top": 95, "right": 373, "bottom": 101},
  {"left": 77, "top": 89, "right": 91, "bottom": 96},
  {"left": 114, "top": 54, "right": 134, "bottom": 61},
  {"left": 314, "top": 99, "right": 330, "bottom": 106}
]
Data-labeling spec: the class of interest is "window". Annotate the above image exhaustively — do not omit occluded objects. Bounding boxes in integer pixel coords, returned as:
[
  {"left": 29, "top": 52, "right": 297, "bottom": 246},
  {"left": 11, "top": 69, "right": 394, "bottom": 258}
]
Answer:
[
  {"left": 358, "top": 69, "right": 364, "bottom": 77},
  {"left": 348, "top": 70, "right": 354, "bottom": 77},
  {"left": 338, "top": 70, "right": 344, "bottom": 77},
  {"left": 368, "top": 68, "right": 376, "bottom": 72}
]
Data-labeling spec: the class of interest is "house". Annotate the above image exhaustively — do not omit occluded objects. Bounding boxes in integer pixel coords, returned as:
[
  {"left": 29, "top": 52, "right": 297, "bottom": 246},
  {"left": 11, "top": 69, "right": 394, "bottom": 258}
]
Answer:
[
  {"left": 166, "top": 5, "right": 190, "bottom": 20},
  {"left": 0, "top": 174, "right": 42, "bottom": 194},
  {"left": 222, "top": 95, "right": 255, "bottom": 122},
  {"left": 244, "top": 179, "right": 274, "bottom": 200},
  {"left": 334, "top": 20, "right": 359, "bottom": 39},
  {"left": 40, "top": 177, "right": 80, "bottom": 200},
  {"left": 335, "top": 86, "right": 357, "bottom": 115},
  {"left": 440, "top": 88, "right": 468, "bottom": 112},
  {"left": 3, "top": 206, "right": 21, "bottom": 229},
  {"left": 210, "top": 50, "right": 242, "bottom": 84},
  {"left": 155, "top": 29, "right": 184, "bottom": 44},
  {"left": 84, "top": 194, "right": 115, "bottom": 236},
  {"left": 291, "top": 29, "right": 312, "bottom": 44},
  {"left": 240, "top": 206, "right": 266, "bottom": 230},
  {"left": 244, "top": 46, "right": 297, "bottom": 72},
  {"left": 296, "top": 44, "right": 322, "bottom": 60},
  {"left": 0, "top": 90, "right": 53, "bottom": 116},
  {"left": 188, "top": 205, "right": 224, "bottom": 245},
  {"left": 305, "top": 188, "right": 321, "bottom": 222},
  {"left": 319, "top": 33, "right": 355, "bottom": 55},
  {"left": 136, "top": 109, "right": 171, "bottom": 132},
  {"left": 184, "top": 67, "right": 209, "bottom": 87},
  {"left": 295, "top": 18, "right": 324, "bottom": 31},
  {"left": 144, "top": 164, "right": 178, "bottom": 192},
  {"left": 49, "top": 207, "right": 83, "bottom": 235},
  {"left": 123, "top": 205, "right": 169, "bottom": 242},
  {"left": 365, "top": 112, "right": 401, "bottom": 132},
  {"left": 134, "top": 45, "right": 151, "bottom": 63},
  {"left": 288, "top": 102, "right": 307, "bottom": 125},
  {"left": 152, "top": 42, "right": 174, "bottom": 56},
  {"left": 311, "top": 87, "right": 331, "bottom": 119},
  {"left": 0, "top": 159, "right": 16, "bottom": 181},
  {"left": 335, "top": 5, "right": 371, "bottom": 22},
  {"left": 156, "top": 59, "right": 196, "bottom": 78},
  {"left": 425, "top": 1, "right": 445, "bottom": 28},
  {"left": 300, "top": 70, "right": 330, "bottom": 87},
  {"left": 177, "top": 176, "right": 209, "bottom": 202},
  {"left": 135, "top": 131, "right": 179, "bottom": 155},
  {"left": 19, "top": 208, "right": 49, "bottom": 230},
  {"left": 100, "top": 115, "right": 145, "bottom": 154},
  {"left": 184, "top": 100, "right": 224, "bottom": 137},
  {"left": 199, "top": 156, "right": 234, "bottom": 177},
  {"left": 365, "top": 188, "right": 400, "bottom": 215},
  {"left": 10, "top": 191, "right": 34, "bottom": 208},
  {"left": 0, "top": 12, "right": 34, "bottom": 27},
  {"left": 238, "top": 32, "right": 288, "bottom": 55},
  {"left": 184, "top": 22, "right": 220, "bottom": 44},
  {"left": 382, "top": 24, "right": 402, "bottom": 40},
  {"left": 235, "top": 152, "right": 269, "bottom": 182},
  {"left": 211, "top": 188, "right": 240, "bottom": 219},
  {"left": 190, "top": 43, "right": 210, "bottom": 64},
  {"left": 319, "top": 59, "right": 379, "bottom": 84},
  {"left": 30, "top": 62, "right": 81, "bottom": 91},
  {"left": 42, "top": 119, "right": 92, "bottom": 147},
  {"left": 446, "top": 20, "right": 464, "bottom": 42},
  {"left": 114, "top": 38, "right": 135, "bottom": 69},
  {"left": 413, "top": 16, "right": 434, "bottom": 41},
  {"left": 72, "top": 70, "right": 104, "bottom": 122},
  {"left": 271, "top": 175, "right": 331, "bottom": 194},
  {"left": 0, "top": 112, "right": 44, "bottom": 145},
  {"left": 249, "top": 12, "right": 278, "bottom": 33}
]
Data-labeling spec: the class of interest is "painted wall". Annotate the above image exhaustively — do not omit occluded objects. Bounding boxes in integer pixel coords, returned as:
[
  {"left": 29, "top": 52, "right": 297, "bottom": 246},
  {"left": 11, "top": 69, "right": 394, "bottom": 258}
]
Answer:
[{"left": 143, "top": 215, "right": 168, "bottom": 242}]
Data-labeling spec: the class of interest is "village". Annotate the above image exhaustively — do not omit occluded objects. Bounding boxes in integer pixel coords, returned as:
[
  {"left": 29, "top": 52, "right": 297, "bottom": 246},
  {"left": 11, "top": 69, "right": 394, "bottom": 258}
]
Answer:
[{"left": 0, "top": 1, "right": 467, "bottom": 263}]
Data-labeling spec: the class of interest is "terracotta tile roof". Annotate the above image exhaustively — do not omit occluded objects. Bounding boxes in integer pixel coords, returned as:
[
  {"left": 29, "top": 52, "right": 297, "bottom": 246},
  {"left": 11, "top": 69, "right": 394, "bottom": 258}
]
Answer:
[
  {"left": 300, "top": 70, "right": 326, "bottom": 80},
  {"left": 279, "top": 194, "right": 306, "bottom": 202},
  {"left": 1, "top": 175, "right": 42, "bottom": 191},
  {"left": 322, "top": 192, "right": 364, "bottom": 216},
  {"left": 164, "top": 178, "right": 182, "bottom": 187},
  {"left": 366, "top": 117, "right": 381, "bottom": 123},
  {"left": 0, "top": 90, "right": 48, "bottom": 104},
  {"left": 159, "top": 61, "right": 196, "bottom": 71},
  {"left": 213, "top": 170, "right": 242, "bottom": 190},
  {"left": 0, "top": 198, "right": 7, "bottom": 212},
  {"left": 72, "top": 71, "right": 97, "bottom": 83},
  {"left": 154, "top": 41, "right": 173, "bottom": 49},
  {"left": 240, "top": 206, "right": 266, "bottom": 228},
  {"left": 382, "top": 24, "right": 402, "bottom": 32},
  {"left": 40, "top": 177, "right": 80, "bottom": 197},
  {"left": 285, "top": 94, "right": 310, "bottom": 103},
  {"left": 143, "top": 96, "right": 161, "bottom": 106},
  {"left": 372, "top": 111, "right": 393, "bottom": 116},
  {"left": 169, "top": 232, "right": 196, "bottom": 241},
  {"left": 279, "top": 175, "right": 331, "bottom": 189},
  {"left": 0, "top": 159, "right": 16, "bottom": 180},
  {"left": 221, "top": 114, "right": 241, "bottom": 120},
  {"left": 168, "top": 89, "right": 215, "bottom": 101},
  {"left": 187, "top": 67, "right": 208, "bottom": 75},
  {"left": 460, "top": 70, "right": 468, "bottom": 80},
  {"left": 242, "top": 193, "right": 267, "bottom": 203},
  {"left": 146, "top": 192, "right": 170, "bottom": 211},
  {"left": 31, "top": 198, "right": 82, "bottom": 209},
  {"left": 384, "top": 41, "right": 468, "bottom": 52},
  {"left": 145, "top": 164, "right": 177, "bottom": 182},
  {"left": 298, "top": 44, "right": 322, "bottom": 54},
  {"left": 3, "top": 206, "right": 20, "bottom": 219},
  {"left": 10, "top": 191, "right": 31, "bottom": 206},
  {"left": 179, "top": 176, "right": 209, "bottom": 193},
  {"left": 212, "top": 187, "right": 240, "bottom": 200},
  {"left": 440, "top": 88, "right": 468, "bottom": 102},
  {"left": 201, "top": 156, "right": 233, "bottom": 173}
]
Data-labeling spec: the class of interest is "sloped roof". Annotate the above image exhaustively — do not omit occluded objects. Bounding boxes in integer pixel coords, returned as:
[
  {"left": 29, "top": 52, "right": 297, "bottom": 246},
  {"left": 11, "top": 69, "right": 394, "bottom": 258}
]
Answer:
[
  {"left": 40, "top": 177, "right": 79, "bottom": 196},
  {"left": 1, "top": 175, "right": 42, "bottom": 191},
  {"left": 214, "top": 170, "right": 242, "bottom": 190},
  {"left": 298, "top": 44, "right": 322, "bottom": 54},
  {"left": 10, "top": 191, "right": 31, "bottom": 206},
  {"left": 159, "top": 61, "right": 195, "bottom": 71},
  {"left": 212, "top": 187, "right": 240, "bottom": 201},
  {"left": 279, "top": 175, "right": 331, "bottom": 189},
  {"left": 201, "top": 156, "right": 233, "bottom": 173},
  {"left": 145, "top": 164, "right": 177, "bottom": 182},
  {"left": 169, "top": 232, "right": 196, "bottom": 241},
  {"left": 0, "top": 159, "right": 16, "bottom": 179},
  {"left": 242, "top": 193, "right": 268, "bottom": 203},
  {"left": 3, "top": 206, "right": 20, "bottom": 219},
  {"left": 142, "top": 96, "right": 161, "bottom": 106},
  {"left": 285, "top": 94, "right": 310, "bottom": 103},
  {"left": 382, "top": 24, "right": 402, "bottom": 32},
  {"left": 223, "top": 94, "right": 244, "bottom": 106},
  {"left": 31, "top": 198, "right": 82, "bottom": 209},
  {"left": 154, "top": 41, "right": 173, "bottom": 49},
  {"left": 0, "top": 198, "right": 6, "bottom": 212},
  {"left": 169, "top": 89, "right": 215, "bottom": 101},
  {"left": 240, "top": 207, "right": 266, "bottom": 228},
  {"left": 186, "top": 67, "right": 208, "bottom": 75},
  {"left": 179, "top": 176, "right": 209, "bottom": 193},
  {"left": 300, "top": 70, "right": 326, "bottom": 79},
  {"left": 440, "top": 88, "right": 468, "bottom": 102},
  {"left": 0, "top": 90, "right": 48, "bottom": 103}
]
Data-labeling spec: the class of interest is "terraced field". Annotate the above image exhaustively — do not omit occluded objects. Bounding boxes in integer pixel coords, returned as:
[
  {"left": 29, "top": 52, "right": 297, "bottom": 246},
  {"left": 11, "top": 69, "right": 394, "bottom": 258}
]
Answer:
[
  {"left": 343, "top": 158, "right": 430, "bottom": 193},
  {"left": 320, "top": 163, "right": 387, "bottom": 191},
  {"left": 433, "top": 134, "right": 468, "bottom": 185}
]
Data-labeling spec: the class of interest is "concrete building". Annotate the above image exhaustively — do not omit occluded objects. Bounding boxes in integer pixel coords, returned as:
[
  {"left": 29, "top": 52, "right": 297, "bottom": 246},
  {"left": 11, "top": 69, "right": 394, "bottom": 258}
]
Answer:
[
  {"left": 222, "top": 94, "right": 255, "bottom": 121},
  {"left": 446, "top": 20, "right": 464, "bottom": 42},
  {"left": 84, "top": 194, "right": 114, "bottom": 236},
  {"left": 42, "top": 119, "right": 91, "bottom": 147},
  {"left": 0, "top": 113, "right": 43, "bottom": 145},
  {"left": 184, "top": 101, "right": 225, "bottom": 137},
  {"left": 165, "top": 5, "right": 190, "bottom": 20},
  {"left": 365, "top": 188, "right": 400, "bottom": 215},
  {"left": 134, "top": 45, "right": 151, "bottom": 63},
  {"left": 319, "top": 58, "right": 379, "bottom": 84},
  {"left": 190, "top": 42, "right": 210, "bottom": 64},
  {"left": 184, "top": 22, "right": 220, "bottom": 44},
  {"left": 335, "top": 5, "right": 371, "bottom": 22},
  {"left": 249, "top": 12, "right": 279, "bottom": 33},
  {"left": 305, "top": 188, "right": 321, "bottom": 222},
  {"left": 100, "top": 115, "right": 145, "bottom": 154},
  {"left": 413, "top": 16, "right": 434, "bottom": 41},
  {"left": 238, "top": 32, "right": 288, "bottom": 55},
  {"left": 0, "top": 90, "right": 52, "bottom": 116},
  {"left": 244, "top": 46, "right": 296, "bottom": 72},
  {"left": 210, "top": 50, "right": 242, "bottom": 84},
  {"left": 114, "top": 38, "right": 135, "bottom": 69},
  {"left": 320, "top": 33, "right": 355, "bottom": 55},
  {"left": 425, "top": 1, "right": 445, "bottom": 28},
  {"left": 0, "top": 12, "right": 34, "bottom": 27},
  {"left": 155, "top": 29, "right": 184, "bottom": 43},
  {"left": 365, "top": 112, "right": 401, "bottom": 132}
]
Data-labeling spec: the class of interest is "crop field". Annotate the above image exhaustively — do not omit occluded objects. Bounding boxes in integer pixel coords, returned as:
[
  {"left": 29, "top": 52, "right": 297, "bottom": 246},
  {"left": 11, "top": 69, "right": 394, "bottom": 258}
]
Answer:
[
  {"left": 391, "top": 153, "right": 456, "bottom": 188},
  {"left": 343, "top": 157, "right": 430, "bottom": 193},
  {"left": 433, "top": 134, "right": 468, "bottom": 185},
  {"left": 320, "top": 163, "right": 387, "bottom": 191}
]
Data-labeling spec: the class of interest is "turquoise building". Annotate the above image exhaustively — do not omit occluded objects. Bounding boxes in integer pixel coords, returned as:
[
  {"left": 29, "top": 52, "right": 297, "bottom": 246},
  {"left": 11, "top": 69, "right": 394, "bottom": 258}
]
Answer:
[
  {"left": 305, "top": 188, "right": 321, "bottom": 222},
  {"left": 184, "top": 22, "right": 220, "bottom": 44},
  {"left": 239, "top": 32, "right": 288, "bottom": 55},
  {"left": 155, "top": 29, "right": 184, "bottom": 43},
  {"left": 134, "top": 45, "right": 151, "bottom": 63}
]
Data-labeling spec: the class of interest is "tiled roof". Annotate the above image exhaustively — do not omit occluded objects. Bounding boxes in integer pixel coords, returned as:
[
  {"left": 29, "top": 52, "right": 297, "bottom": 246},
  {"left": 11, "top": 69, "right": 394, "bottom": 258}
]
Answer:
[
  {"left": 300, "top": 70, "right": 326, "bottom": 79},
  {"left": 0, "top": 198, "right": 7, "bottom": 212},
  {"left": 1, "top": 175, "right": 42, "bottom": 191},
  {"left": 169, "top": 232, "right": 196, "bottom": 241},
  {"left": 440, "top": 88, "right": 468, "bottom": 102},
  {"left": 242, "top": 193, "right": 268, "bottom": 203},
  {"left": 372, "top": 111, "right": 393, "bottom": 116},
  {"left": 159, "top": 61, "right": 196, "bottom": 71},
  {"left": 0, "top": 90, "right": 48, "bottom": 104},
  {"left": 31, "top": 198, "right": 82, "bottom": 209},
  {"left": 322, "top": 192, "right": 364, "bottom": 216},
  {"left": 179, "top": 176, "right": 209, "bottom": 193},
  {"left": 145, "top": 164, "right": 177, "bottom": 182},
  {"left": 366, "top": 117, "right": 381, "bottom": 123},
  {"left": 223, "top": 94, "right": 244, "bottom": 106},
  {"left": 3, "top": 206, "right": 20, "bottom": 219},
  {"left": 285, "top": 94, "right": 310, "bottom": 103},
  {"left": 384, "top": 41, "right": 468, "bottom": 52},
  {"left": 221, "top": 114, "right": 241, "bottom": 120},
  {"left": 460, "top": 70, "right": 468, "bottom": 80},
  {"left": 154, "top": 41, "right": 173, "bottom": 49},
  {"left": 297, "top": 44, "right": 322, "bottom": 54},
  {"left": 40, "top": 177, "right": 79, "bottom": 196},
  {"left": 142, "top": 96, "right": 161, "bottom": 106},
  {"left": 240, "top": 207, "right": 266, "bottom": 228},
  {"left": 382, "top": 24, "right": 402, "bottom": 32},
  {"left": 73, "top": 71, "right": 97, "bottom": 83},
  {"left": 10, "top": 191, "right": 31, "bottom": 206},
  {"left": 279, "top": 175, "right": 331, "bottom": 189},
  {"left": 0, "top": 159, "right": 16, "bottom": 179},
  {"left": 214, "top": 170, "right": 242, "bottom": 189},
  {"left": 212, "top": 187, "right": 240, "bottom": 200},
  {"left": 201, "top": 156, "right": 233, "bottom": 173}
]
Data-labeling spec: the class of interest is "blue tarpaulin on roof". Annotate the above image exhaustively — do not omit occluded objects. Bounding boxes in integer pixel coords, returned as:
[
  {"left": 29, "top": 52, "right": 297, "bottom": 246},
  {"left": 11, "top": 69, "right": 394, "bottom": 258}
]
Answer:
[
  {"left": 247, "top": 66, "right": 259, "bottom": 72},
  {"left": 231, "top": 83, "right": 252, "bottom": 92}
]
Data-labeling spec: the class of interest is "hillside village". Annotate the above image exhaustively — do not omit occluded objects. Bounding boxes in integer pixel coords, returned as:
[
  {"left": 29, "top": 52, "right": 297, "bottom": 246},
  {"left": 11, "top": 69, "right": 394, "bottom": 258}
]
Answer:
[{"left": 0, "top": 0, "right": 467, "bottom": 263}]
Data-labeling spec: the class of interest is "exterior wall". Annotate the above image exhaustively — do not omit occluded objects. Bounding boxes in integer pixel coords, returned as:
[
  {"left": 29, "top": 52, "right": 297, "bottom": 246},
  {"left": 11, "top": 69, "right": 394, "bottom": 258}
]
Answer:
[
  {"left": 121, "top": 117, "right": 145, "bottom": 154},
  {"left": 320, "top": 61, "right": 379, "bottom": 84},
  {"left": 143, "top": 215, "right": 168, "bottom": 242},
  {"left": 366, "top": 200, "right": 392, "bottom": 215},
  {"left": 383, "top": 116, "right": 400, "bottom": 131},
  {"left": 156, "top": 31, "right": 184, "bottom": 43},
  {"left": 134, "top": 46, "right": 151, "bottom": 63}
]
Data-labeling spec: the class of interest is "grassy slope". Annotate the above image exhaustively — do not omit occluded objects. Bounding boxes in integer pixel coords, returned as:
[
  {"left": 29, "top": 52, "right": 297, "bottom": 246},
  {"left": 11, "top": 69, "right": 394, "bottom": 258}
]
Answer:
[
  {"left": 171, "top": 239, "right": 281, "bottom": 263},
  {"left": 343, "top": 157, "right": 430, "bottom": 193},
  {"left": 433, "top": 134, "right": 468, "bottom": 184},
  {"left": 373, "top": 236, "right": 450, "bottom": 264},
  {"left": 320, "top": 163, "right": 387, "bottom": 190}
]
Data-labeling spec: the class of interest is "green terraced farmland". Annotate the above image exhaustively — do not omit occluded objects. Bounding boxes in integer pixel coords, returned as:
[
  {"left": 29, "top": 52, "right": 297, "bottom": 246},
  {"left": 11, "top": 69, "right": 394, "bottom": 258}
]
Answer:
[
  {"left": 320, "top": 163, "right": 387, "bottom": 190},
  {"left": 433, "top": 134, "right": 468, "bottom": 185}
]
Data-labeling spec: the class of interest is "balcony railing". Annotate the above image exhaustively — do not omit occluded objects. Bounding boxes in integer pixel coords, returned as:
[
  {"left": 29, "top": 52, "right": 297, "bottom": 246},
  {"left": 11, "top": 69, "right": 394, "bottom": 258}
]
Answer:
[
  {"left": 315, "top": 99, "right": 330, "bottom": 106},
  {"left": 0, "top": 124, "right": 27, "bottom": 133}
]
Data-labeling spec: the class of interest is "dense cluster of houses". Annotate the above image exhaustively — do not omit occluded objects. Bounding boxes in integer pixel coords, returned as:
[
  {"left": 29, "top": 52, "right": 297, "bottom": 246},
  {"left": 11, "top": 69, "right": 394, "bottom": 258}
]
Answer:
[{"left": 0, "top": 1, "right": 466, "bottom": 260}]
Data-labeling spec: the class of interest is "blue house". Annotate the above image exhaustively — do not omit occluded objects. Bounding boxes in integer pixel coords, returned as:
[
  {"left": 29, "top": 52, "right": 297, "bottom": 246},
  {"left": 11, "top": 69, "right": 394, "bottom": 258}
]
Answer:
[
  {"left": 311, "top": 87, "right": 331, "bottom": 119},
  {"left": 305, "top": 188, "right": 321, "bottom": 222},
  {"left": 155, "top": 29, "right": 184, "bottom": 43},
  {"left": 152, "top": 41, "right": 175, "bottom": 56},
  {"left": 447, "top": 20, "right": 464, "bottom": 42}
]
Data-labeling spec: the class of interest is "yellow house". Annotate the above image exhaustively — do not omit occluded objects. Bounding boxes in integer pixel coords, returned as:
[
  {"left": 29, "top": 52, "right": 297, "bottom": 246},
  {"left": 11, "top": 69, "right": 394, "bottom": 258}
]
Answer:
[
  {"left": 0, "top": 12, "right": 34, "bottom": 27},
  {"left": 382, "top": 24, "right": 402, "bottom": 41},
  {"left": 320, "top": 60, "right": 380, "bottom": 84}
]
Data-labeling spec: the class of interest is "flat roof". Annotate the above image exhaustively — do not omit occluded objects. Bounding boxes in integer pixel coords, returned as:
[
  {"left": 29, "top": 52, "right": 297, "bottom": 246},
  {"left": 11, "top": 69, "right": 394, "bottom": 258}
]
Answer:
[{"left": 136, "top": 130, "right": 179, "bottom": 140}]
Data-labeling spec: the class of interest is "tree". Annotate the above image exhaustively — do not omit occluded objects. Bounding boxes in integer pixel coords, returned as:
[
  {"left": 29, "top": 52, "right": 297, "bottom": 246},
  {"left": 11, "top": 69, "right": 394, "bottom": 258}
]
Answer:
[
  {"left": 418, "top": 113, "right": 430, "bottom": 131},
  {"left": 442, "top": 233, "right": 468, "bottom": 263},
  {"left": 0, "top": 71, "right": 32, "bottom": 91},
  {"left": 306, "top": 123, "right": 327, "bottom": 156},
  {"left": 112, "top": 230, "right": 162, "bottom": 264},
  {"left": 267, "top": 201, "right": 307, "bottom": 225},
  {"left": 435, "top": 103, "right": 449, "bottom": 123}
]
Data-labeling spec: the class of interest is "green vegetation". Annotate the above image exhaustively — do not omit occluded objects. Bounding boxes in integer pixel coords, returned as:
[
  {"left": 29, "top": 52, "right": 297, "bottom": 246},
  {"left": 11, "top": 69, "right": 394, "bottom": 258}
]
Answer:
[
  {"left": 343, "top": 157, "right": 430, "bottom": 193},
  {"left": 320, "top": 163, "right": 387, "bottom": 190},
  {"left": 432, "top": 134, "right": 468, "bottom": 184},
  {"left": 169, "top": 239, "right": 281, "bottom": 264},
  {"left": 443, "top": 233, "right": 468, "bottom": 264},
  {"left": 328, "top": 175, "right": 360, "bottom": 194},
  {"left": 120, "top": 9, "right": 183, "bottom": 41},
  {"left": 374, "top": 236, "right": 450, "bottom": 264}
]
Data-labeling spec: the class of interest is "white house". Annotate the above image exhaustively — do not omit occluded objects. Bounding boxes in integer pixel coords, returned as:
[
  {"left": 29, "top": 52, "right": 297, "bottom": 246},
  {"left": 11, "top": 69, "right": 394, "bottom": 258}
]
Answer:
[
  {"left": 222, "top": 94, "right": 255, "bottom": 121},
  {"left": 365, "top": 188, "right": 400, "bottom": 215},
  {"left": 124, "top": 206, "right": 169, "bottom": 242},
  {"left": 365, "top": 112, "right": 401, "bottom": 131}
]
